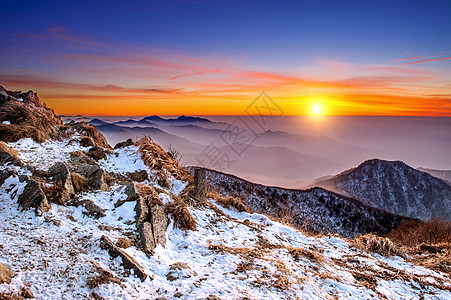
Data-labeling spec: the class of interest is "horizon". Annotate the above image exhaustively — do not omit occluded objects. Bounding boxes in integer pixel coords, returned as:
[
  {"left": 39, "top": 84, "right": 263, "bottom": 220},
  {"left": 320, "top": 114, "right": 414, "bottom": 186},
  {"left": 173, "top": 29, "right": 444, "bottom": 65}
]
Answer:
[{"left": 1, "top": 0, "right": 451, "bottom": 116}]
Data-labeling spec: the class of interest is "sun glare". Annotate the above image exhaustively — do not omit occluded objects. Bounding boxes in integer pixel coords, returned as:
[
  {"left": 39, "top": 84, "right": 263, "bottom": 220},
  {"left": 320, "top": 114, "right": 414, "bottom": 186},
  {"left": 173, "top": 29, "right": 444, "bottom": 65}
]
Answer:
[{"left": 312, "top": 104, "right": 322, "bottom": 116}]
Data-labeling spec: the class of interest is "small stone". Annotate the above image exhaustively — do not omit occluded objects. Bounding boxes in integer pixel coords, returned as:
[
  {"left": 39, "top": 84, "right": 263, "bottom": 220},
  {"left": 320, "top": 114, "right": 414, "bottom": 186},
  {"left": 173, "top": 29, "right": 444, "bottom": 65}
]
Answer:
[
  {"left": 207, "top": 296, "right": 221, "bottom": 300},
  {"left": 79, "top": 136, "right": 95, "bottom": 147},
  {"left": 114, "top": 138, "right": 134, "bottom": 149},
  {"left": 87, "top": 146, "right": 106, "bottom": 160},
  {"left": 173, "top": 292, "right": 183, "bottom": 298},
  {"left": 126, "top": 170, "right": 148, "bottom": 182},
  {"left": 20, "top": 286, "right": 34, "bottom": 298}
]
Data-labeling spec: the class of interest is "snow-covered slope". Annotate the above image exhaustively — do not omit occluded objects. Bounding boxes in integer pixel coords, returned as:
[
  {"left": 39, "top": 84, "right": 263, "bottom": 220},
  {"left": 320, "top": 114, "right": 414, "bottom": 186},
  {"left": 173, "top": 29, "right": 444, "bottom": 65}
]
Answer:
[
  {"left": 198, "top": 167, "right": 410, "bottom": 238},
  {"left": 314, "top": 159, "right": 451, "bottom": 221},
  {"left": 1, "top": 138, "right": 450, "bottom": 299}
]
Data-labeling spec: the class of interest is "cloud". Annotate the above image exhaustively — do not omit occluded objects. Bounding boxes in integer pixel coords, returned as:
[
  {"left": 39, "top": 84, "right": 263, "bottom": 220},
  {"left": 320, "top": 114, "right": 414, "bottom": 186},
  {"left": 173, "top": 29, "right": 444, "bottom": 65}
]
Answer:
[
  {"left": 48, "top": 25, "right": 66, "bottom": 33},
  {"left": 400, "top": 57, "right": 451, "bottom": 65},
  {"left": 169, "top": 69, "right": 221, "bottom": 80},
  {"left": 16, "top": 67, "right": 33, "bottom": 73}
]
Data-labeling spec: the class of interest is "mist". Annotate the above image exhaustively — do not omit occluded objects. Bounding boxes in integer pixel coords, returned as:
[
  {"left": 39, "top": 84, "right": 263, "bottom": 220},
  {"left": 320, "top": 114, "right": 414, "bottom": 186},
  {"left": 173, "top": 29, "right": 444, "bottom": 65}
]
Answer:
[{"left": 64, "top": 115, "right": 451, "bottom": 188}]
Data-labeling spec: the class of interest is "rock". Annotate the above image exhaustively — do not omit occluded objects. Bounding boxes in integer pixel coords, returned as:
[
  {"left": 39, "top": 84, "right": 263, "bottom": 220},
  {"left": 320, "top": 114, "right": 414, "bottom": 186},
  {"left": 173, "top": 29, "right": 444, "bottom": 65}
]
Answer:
[
  {"left": 79, "top": 136, "right": 95, "bottom": 147},
  {"left": 99, "top": 235, "right": 150, "bottom": 281},
  {"left": 207, "top": 295, "right": 221, "bottom": 300},
  {"left": 191, "top": 168, "right": 207, "bottom": 200},
  {"left": 76, "top": 164, "right": 108, "bottom": 191},
  {"left": 0, "top": 263, "right": 15, "bottom": 284},
  {"left": 173, "top": 292, "right": 183, "bottom": 298},
  {"left": 148, "top": 202, "right": 168, "bottom": 248},
  {"left": 166, "top": 262, "right": 196, "bottom": 281},
  {"left": 135, "top": 197, "right": 149, "bottom": 225},
  {"left": 66, "top": 198, "right": 106, "bottom": 219},
  {"left": 48, "top": 162, "right": 74, "bottom": 204},
  {"left": 114, "top": 138, "right": 134, "bottom": 149},
  {"left": 138, "top": 222, "right": 155, "bottom": 256},
  {"left": 70, "top": 172, "right": 89, "bottom": 193},
  {"left": 125, "top": 182, "right": 140, "bottom": 201},
  {"left": 126, "top": 170, "right": 148, "bottom": 182},
  {"left": 0, "top": 142, "right": 19, "bottom": 165},
  {"left": 0, "top": 168, "right": 17, "bottom": 186},
  {"left": 18, "top": 178, "right": 51, "bottom": 214},
  {"left": 87, "top": 146, "right": 106, "bottom": 160}
]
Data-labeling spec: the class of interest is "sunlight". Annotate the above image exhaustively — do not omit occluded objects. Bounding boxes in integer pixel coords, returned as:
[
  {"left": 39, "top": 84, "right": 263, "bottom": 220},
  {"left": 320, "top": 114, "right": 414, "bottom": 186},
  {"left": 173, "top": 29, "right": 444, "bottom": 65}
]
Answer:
[{"left": 312, "top": 103, "right": 323, "bottom": 116}]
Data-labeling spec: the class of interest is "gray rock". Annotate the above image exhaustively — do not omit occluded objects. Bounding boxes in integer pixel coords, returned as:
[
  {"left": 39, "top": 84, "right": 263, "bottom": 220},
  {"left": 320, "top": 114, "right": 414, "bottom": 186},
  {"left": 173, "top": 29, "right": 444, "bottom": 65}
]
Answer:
[
  {"left": 126, "top": 170, "right": 148, "bottom": 182},
  {"left": 87, "top": 146, "right": 106, "bottom": 160},
  {"left": 148, "top": 202, "right": 168, "bottom": 248},
  {"left": 139, "top": 222, "right": 155, "bottom": 256},
  {"left": 135, "top": 197, "right": 149, "bottom": 225},
  {"left": 49, "top": 162, "right": 74, "bottom": 203},
  {"left": 125, "top": 182, "right": 140, "bottom": 201},
  {"left": 17, "top": 178, "right": 51, "bottom": 214},
  {"left": 0, "top": 263, "right": 15, "bottom": 284},
  {"left": 76, "top": 164, "right": 108, "bottom": 191},
  {"left": 0, "top": 151, "right": 14, "bottom": 165}
]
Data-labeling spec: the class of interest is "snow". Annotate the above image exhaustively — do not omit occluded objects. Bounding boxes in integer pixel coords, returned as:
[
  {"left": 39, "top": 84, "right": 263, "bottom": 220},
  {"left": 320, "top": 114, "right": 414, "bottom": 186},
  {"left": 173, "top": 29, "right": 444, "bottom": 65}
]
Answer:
[
  {"left": 2, "top": 121, "right": 10, "bottom": 125},
  {"left": 1, "top": 138, "right": 450, "bottom": 299}
]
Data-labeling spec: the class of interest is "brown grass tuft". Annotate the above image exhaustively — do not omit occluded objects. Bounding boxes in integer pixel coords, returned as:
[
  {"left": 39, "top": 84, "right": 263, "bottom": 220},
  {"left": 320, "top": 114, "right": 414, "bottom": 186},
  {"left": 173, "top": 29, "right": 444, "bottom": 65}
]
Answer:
[
  {"left": 116, "top": 237, "right": 131, "bottom": 249},
  {"left": 135, "top": 183, "right": 162, "bottom": 205},
  {"left": 166, "top": 200, "right": 197, "bottom": 231},
  {"left": 352, "top": 233, "right": 402, "bottom": 257},
  {"left": 70, "top": 172, "right": 89, "bottom": 193},
  {"left": 207, "top": 191, "right": 248, "bottom": 213},
  {"left": 287, "top": 246, "right": 324, "bottom": 263},
  {"left": 41, "top": 181, "right": 65, "bottom": 205},
  {"left": 137, "top": 137, "right": 191, "bottom": 182}
]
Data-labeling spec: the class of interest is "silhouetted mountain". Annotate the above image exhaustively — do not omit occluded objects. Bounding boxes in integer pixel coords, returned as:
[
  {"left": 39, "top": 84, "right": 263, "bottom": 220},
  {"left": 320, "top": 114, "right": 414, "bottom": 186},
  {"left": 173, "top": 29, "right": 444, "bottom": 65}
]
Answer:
[
  {"left": 417, "top": 167, "right": 451, "bottom": 185},
  {"left": 113, "top": 119, "right": 157, "bottom": 127},
  {"left": 192, "top": 167, "right": 411, "bottom": 237},
  {"left": 88, "top": 118, "right": 109, "bottom": 126},
  {"left": 142, "top": 115, "right": 211, "bottom": 123},
  {"left": 313, "top": 159, "right": 451, "bottom": 221}
]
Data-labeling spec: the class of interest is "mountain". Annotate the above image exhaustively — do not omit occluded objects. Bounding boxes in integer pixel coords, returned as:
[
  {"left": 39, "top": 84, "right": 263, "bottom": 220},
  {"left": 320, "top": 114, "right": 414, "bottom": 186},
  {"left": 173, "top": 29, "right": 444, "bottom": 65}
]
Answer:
[
  {"left": 418, "top": 167, "right": 451, "bottom": 185},
  {"left": 142, "top": 115, "right": 211, "bottom": 124},
  {"left": 313, "top": 159, "right": 451, "bottom": 221},
  {"left": 195, "top": 167, "right": 411, "bottom": 238},
  {"left": 88, "top": 118, "right": 110, "bottom": 126},
  {"left": 1, "top": 86, "right": 450, "bottom": 298}
]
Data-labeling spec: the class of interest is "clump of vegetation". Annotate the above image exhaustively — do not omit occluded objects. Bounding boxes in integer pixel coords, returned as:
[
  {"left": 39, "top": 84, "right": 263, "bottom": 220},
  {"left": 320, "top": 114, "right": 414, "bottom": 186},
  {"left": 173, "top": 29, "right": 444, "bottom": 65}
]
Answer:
[
  {"left": 287, "top": 246, "right": 323, "bottom": 263},
  {"left": 41, "top": 181, "right": 65, "bottom": 205},
  {"left": 116, "top": 237, "right": 131, "bottom": 249},
  {"left": 352, "top": 233, "right": 402, "bottom": 257},
  {"left": 207, "top": 191, "right": 248, "bottom": 213},
  {"left": 137, "top": 137, "right": 191, "bottom": 182},
  {"left": 387, "top": 218, "right": 451, "bottom": 248},
  {"left": 166, "top": 200, "right": 197, "bottom": 231}
]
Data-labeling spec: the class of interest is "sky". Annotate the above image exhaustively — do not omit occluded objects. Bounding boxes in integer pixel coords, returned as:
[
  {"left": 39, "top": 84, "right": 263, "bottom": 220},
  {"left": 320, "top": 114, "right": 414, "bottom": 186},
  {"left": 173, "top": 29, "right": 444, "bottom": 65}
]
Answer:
[{"left": 0, "top": 0, "right": 451, "bottom": 116}]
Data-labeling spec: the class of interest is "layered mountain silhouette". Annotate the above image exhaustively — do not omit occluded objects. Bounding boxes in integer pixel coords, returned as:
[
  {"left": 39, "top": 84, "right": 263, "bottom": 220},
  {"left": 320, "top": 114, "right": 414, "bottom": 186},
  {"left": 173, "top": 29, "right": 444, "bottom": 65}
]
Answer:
[{"left": 313, "top": 159, "right": 451, "bottom": 221}]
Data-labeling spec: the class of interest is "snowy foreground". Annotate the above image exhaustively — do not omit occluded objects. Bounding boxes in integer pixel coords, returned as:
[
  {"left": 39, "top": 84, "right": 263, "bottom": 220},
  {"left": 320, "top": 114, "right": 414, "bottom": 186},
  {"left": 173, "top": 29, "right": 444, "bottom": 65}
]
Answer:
[{"left": 0, "top": 138, "right": 450, "bottom": 299}]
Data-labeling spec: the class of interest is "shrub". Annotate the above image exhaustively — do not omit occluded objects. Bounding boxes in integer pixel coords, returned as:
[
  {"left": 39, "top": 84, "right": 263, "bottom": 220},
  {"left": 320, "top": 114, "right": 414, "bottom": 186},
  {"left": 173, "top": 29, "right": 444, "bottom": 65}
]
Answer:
[
  {"left": 352, "top": 233, "right": 402, "bottom": 257},
  {"left": 207, "top": 191, "right": 248, "bottom": 213},
  {"left": 387, "top": 218, "right": 451, "bottom": 247},
  {"left": 166, "top": 200, "right": 197, "bottom": 231}
]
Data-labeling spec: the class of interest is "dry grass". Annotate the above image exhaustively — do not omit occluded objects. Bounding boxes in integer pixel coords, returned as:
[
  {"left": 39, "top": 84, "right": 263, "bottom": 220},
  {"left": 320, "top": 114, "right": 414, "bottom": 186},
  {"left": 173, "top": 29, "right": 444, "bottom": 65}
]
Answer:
[
  {"left": 116, "top": 237, "right": 132, "bottom": 249},
  {"left": 0, "top": 292, "right": 22, "bottom": 300},
  {"left": 59, "top": 122, "right": 110, "bottom": 149},
  {"left": 137, "top": 137, "right": 191, "bottom": 182},
  {"left": 40, "top": 181, "right": 65, "bottom": 205},
  {"left": 166, "top": 200, "right": 197, "bottom": 231},
  {"left": 287, "top": 246, "right": 324, "bottom": 263},
  {"left": 207, "top": 191, "right": 248, "bottom": 213},
  {"left": 135, "top": 183, "right": 162, "bottom": 205},
  {"left": 387, "top": 218, "right": 451, "bottom": 247},
  {"left": 70, "top": 172, "right": 89, "bottom": 193},
  {"left": 352, "top": 233, "right": 402, "bottom": 257},
  {"left": 0, "top": 89, "right": 62, "bottom": 143}
]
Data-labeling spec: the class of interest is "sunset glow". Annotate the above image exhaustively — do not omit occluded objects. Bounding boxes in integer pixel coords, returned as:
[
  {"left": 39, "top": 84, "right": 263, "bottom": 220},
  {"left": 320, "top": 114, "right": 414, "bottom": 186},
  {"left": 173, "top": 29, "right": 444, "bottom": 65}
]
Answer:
[{"left": 0, "top": 1, "right": 450, "bottom": 116}]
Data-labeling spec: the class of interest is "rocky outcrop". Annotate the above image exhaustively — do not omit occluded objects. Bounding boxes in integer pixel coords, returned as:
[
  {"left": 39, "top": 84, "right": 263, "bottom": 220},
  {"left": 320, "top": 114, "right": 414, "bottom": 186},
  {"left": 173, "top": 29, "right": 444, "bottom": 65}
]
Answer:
[
  {"left": 0, "top": 142, "right": 20, "bottom": 165},
  {"left": 60, "top": 121, "right": 111, "bottom": 149},
  {"left": 0, "top": 86, "right": 62, "bottom": 143},
  {"left": 17, "top": 177, "right": 51, "bottom": 214},
  {"left": 76, "top": 164, "right": 109, "bottom": 191},
  {"left": 49, "top": 162, "right": 74, "bottom": 204},
  {"left": 0, "top": 263, "right": 15, "bottom": 284},
  {"left": 114, "top": 138, "right": 134, "bottom": 149},
  {"left": 87, "top": 146, "right": 107, "bottom": 161},
  {"left": 99, "top": 235, "right": 150, "bottom": 281},
  {"left": 0, "top": 168, "right": 17, "bottom": 186}
]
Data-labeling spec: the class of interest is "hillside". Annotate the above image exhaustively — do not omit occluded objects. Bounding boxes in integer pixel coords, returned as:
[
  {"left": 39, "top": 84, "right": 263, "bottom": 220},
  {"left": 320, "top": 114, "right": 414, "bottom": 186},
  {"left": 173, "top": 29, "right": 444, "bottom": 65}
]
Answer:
[
  {"left": 418, "top": 167, "right": 451, "bottom": 185},
  {"left": 314, "top": 159, "right": 451, "bottom": 221},
  {"left": 195, "top": 167, "right": 412, "bottom": 238},
  {"left": 0, "top": 86, "right": 450, "bottom": 299}
]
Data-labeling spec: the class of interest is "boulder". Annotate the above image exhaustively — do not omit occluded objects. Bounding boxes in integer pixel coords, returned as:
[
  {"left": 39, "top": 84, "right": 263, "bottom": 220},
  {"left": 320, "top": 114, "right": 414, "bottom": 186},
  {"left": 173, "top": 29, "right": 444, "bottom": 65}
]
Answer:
[
  {"left": 87, "top": 146, "right": 107, "bottom": 161},
  {"left": 99, "top": 235, "right": 150, "bottom": 281},
  {"left": 76, "top": 164, "right": 109, "bottom": 191},
  {"left": 148, "top": 202, "right": 168, "bottom": 248},
  {"left": 126, "top": 170, "right": 148, "bottom": 182},
  {"left": 0, "top": 168, "right": 17, "bottom": 186},
  {"left": 0, "top": 263, "right": 15, "bottom": 284},
  {"left": 114, "top": 138, "right": 134, "bottom": 149},
  {"left": 17, "top": 178, "right": 51, "bottom": 214},
  {"left": 48, "top": 162, "right": 74, "bottom": 203},
  {"left": 0, "top": 142, "right": 19, "bottom": 165},
  {"left": 138, "top": 222, "right": 155, "bottom": 256},
  {"left": 135, "top": 197, "right": 149, "bottom": 225}
]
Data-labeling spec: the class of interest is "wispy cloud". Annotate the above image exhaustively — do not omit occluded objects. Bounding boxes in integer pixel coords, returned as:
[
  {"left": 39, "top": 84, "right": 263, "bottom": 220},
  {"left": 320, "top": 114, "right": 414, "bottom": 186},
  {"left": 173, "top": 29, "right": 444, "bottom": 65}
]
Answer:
[
  {"left": 169, "top": 69, "right": 221, "bottom": 80},
  {"left": 400, "top": 56, "right": 451, "bottom": 65}
]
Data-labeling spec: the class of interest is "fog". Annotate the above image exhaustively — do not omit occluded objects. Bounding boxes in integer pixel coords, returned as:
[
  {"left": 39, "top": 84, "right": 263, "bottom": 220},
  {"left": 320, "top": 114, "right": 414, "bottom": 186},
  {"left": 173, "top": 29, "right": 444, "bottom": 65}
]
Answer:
[{"left": 64, "top": 115, "right": 451, "bottom": 188}]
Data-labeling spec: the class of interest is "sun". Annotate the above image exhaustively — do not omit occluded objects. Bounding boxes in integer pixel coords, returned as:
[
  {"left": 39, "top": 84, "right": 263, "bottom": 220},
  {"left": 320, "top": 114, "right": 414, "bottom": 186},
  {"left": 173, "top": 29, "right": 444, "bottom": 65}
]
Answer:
[{"left": 312, "top": 104, "right": 323, "bottom": 115}]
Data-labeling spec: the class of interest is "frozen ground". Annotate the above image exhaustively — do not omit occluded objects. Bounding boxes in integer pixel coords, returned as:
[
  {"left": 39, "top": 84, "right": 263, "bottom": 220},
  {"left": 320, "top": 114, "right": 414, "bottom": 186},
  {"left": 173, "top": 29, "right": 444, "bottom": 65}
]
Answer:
[{"left": 0, "top": 138, "right": 450, "bottom": 299}]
